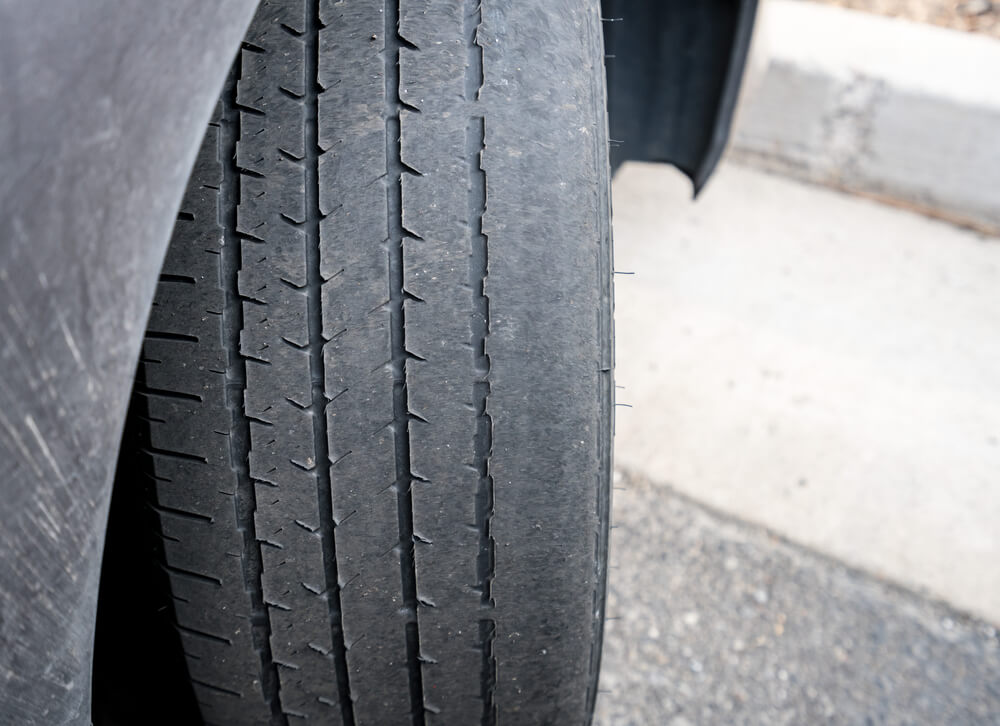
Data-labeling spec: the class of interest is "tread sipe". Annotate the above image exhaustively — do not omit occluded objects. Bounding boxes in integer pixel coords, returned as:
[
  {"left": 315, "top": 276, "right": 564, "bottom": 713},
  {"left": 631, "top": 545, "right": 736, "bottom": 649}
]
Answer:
[{"left": 131, "top": 0, "right": 613, "bottom": 723}]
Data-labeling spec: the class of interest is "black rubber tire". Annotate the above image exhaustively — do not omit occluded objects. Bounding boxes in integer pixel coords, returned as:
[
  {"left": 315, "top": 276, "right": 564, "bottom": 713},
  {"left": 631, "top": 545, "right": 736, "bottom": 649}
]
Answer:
[{"left": 129, "top": 0, "right": 613, "bottom": 723}]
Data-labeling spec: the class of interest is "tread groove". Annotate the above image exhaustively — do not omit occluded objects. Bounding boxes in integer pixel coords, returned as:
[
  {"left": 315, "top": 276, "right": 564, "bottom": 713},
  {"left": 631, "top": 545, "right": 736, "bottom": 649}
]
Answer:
[
  {"left": 159, "top": 273, "right": 197, "bottom": 285},
  {"left": 463, "top": 4, "right": 496, "bottom": 724},
  {"left": 464, "top": 0, "right": 497, "bottom": 726},
  {"left": 150, "top": 502, "right": 215, "bottom": 524},
  {"left": 384, "top": 0, "right": 427, "bottom": 722},
  {"left": 219, "top": 64, "right": 289, "bottom": 725},
  {"left": 163, "top": 564, "right": 224, "bottom": 588},
  {"left": 141, "top": 446, "right": 208, "bottom": 464},
  {"left": 145, "top": 330, "right": 200, "bottom": 344},
  {"left": 134, "top": 385, "right": 203, "bottom": 403},
  {"left": 191, "top": 678, "right": 244, "bottom": 698},
  {"left": 304, "top": 1, "right": 356, "bottom": 722}
]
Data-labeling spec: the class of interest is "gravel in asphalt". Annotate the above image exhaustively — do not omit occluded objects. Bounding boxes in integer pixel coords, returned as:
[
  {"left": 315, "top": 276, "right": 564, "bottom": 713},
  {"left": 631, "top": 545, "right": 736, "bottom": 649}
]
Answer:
[{"left": 594, "top": 470, "right": 1000, "bottom": 725}]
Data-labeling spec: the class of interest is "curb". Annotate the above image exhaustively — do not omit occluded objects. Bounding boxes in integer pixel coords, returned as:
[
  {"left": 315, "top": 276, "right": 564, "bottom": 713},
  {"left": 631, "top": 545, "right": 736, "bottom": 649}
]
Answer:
[{"left": 730, "top": 0, "right": 1000, "bottom": 234}]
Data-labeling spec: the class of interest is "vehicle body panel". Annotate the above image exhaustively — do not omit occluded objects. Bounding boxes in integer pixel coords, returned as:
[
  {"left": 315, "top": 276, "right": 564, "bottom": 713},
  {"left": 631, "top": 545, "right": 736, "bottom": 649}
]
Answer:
[
  {"left": 603, "top": 0, "right": 759, "bottom": 191},
  {"left": 0, "top": 2, "right": 258, "bottom": 722}
]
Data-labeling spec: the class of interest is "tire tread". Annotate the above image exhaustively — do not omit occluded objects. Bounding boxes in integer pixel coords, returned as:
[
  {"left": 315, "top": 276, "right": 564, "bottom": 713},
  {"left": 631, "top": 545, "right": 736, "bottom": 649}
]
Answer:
[{"left": 133, "top": 1, "right": 612, "bottom": 724}]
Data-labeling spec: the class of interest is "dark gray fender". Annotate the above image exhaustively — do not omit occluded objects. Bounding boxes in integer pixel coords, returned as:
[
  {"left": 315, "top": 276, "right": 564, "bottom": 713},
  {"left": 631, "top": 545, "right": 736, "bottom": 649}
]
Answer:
[
  {"left": 0, "top": 2, "right": 258, "bottom": 723},
  {"left": 603, "top": 0, "right": 759, "bottom": 191}
]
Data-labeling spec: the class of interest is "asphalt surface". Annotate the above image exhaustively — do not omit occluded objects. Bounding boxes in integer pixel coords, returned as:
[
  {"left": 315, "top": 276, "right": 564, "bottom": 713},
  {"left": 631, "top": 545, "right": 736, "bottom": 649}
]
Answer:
[{"left": 593, "top": 470, "right": 1000, "bottom": 725}]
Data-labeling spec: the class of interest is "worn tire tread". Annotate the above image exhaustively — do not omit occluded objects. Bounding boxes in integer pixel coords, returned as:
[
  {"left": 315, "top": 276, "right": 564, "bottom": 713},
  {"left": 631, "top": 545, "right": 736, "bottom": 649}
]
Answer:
[{"left": 130, "top": 1, "right": 613, "bottom": 724}]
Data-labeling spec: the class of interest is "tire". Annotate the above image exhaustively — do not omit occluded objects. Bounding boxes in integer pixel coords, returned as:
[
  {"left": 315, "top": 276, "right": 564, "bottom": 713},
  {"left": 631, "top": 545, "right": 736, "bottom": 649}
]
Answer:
[{"left": 129, "top": 0, "right": 613, "bottom": 723}]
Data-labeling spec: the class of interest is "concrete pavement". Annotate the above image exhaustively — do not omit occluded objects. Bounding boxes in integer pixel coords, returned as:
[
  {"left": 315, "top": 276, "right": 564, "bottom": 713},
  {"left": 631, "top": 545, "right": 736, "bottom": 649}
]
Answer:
[
  {"left": 733, "top": 0, "right": 1000, "bottom": 233},
  {"left": 611, "top": 160, "right": 1000, "bottom": 625}
]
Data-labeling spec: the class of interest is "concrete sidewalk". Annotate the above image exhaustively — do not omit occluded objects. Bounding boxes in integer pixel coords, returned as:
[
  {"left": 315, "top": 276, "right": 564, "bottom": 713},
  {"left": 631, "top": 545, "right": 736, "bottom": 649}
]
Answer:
[
  {"left": 734, "top": 0, "right": 1000, "bottom": 233},
  {"left": 611, "top": 160, "right": 1000, "bottom": 625}
]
